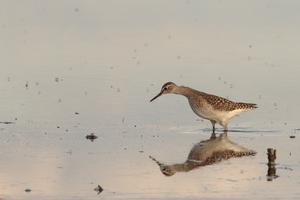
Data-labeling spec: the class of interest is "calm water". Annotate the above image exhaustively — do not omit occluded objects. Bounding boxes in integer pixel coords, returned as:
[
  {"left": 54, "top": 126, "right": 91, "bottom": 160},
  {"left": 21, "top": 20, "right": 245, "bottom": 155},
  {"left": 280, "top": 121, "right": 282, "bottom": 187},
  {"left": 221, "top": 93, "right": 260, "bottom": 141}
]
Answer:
[
  {"left": 1, "top": 1, "right": 300, "bottom": 199},
  {"left": 0, "top": 63, "right": 299, "bottom": 200}
]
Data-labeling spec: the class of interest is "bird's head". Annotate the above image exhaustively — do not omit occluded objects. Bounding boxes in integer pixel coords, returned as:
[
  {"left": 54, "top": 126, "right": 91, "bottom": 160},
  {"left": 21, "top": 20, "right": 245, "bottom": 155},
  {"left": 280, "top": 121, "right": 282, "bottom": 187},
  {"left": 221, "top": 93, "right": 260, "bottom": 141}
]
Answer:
[
  {"left": 150, "top": 82, "right": 177, "bottom": 102},
  {"left": 149, "top": 155, "right": 176, "bottom": 176},
  {"left": 159, "top": 165, "right": 176, "bottom": 176}
]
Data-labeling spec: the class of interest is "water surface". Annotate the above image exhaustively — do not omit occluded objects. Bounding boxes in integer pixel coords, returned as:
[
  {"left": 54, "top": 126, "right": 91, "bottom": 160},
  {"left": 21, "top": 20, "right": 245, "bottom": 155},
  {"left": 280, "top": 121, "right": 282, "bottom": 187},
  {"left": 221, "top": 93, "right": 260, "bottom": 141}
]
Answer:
[{"left": 1, "top": 1, "right": 300, "bottom": 199}]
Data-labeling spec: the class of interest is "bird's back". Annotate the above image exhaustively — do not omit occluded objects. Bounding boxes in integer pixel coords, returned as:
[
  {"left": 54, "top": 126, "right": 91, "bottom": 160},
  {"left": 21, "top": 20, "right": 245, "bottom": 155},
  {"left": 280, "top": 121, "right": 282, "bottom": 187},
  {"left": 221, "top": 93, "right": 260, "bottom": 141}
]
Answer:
[
  {"left": 183, "top": 87, "right": 257, "bottom": 112},
  {"left": 201, "top": 92, "right": 257, "bottom": 111}
]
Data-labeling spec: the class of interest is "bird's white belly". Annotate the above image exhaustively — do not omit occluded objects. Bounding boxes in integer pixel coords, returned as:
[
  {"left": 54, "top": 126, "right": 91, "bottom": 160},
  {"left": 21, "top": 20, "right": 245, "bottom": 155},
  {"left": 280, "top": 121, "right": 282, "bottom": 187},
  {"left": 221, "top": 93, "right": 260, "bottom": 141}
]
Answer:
[
  {"left": 189, "top": 102, "right": 217, "bottom": 120},
  {"left": 189, "top": 100, "right": 242, "bottom": 124},
  {"left": 193, "top": 107, "right": 226, "bottom": 122}
]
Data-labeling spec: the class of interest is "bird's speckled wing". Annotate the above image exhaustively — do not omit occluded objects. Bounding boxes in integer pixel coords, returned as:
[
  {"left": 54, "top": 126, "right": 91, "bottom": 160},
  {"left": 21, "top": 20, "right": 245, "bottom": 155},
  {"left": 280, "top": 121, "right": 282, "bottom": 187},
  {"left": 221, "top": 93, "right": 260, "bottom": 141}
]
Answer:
[{"left": 200, "top": 92, "right": 257, "bottom": 111}]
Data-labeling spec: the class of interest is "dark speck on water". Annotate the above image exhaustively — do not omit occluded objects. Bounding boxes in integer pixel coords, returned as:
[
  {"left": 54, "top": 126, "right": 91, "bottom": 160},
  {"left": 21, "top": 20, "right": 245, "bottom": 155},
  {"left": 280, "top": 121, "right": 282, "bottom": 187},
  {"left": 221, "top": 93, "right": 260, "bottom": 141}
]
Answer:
[
  {"left": 0, "top": 121, "right": 14, "bottom": 124},
  {"left": 24, "top": 188, "right": 31, "bottom": 193},
  {"left": 94, "top": 185, "right": 103, "bottom": 195},
  {"left": 75, "top": 112, "right": 79, "bottom": 115},
  {"left": 290, "top": 135, "right": 296, "bottom": 139},
  {"left": 86, "top": 133, "right": 98, "bottom": 142}
]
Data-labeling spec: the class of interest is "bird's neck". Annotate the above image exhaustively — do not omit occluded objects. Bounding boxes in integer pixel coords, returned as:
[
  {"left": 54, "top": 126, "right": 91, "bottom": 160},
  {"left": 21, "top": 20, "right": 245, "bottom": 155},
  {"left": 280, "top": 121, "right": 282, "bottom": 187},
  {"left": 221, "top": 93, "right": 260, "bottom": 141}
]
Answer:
[
  {"left": 165, "top": 161, "right": 202, "bottom": 173},
  {"left": 173, "top": 86, "right": 194, "bottom": 97}
]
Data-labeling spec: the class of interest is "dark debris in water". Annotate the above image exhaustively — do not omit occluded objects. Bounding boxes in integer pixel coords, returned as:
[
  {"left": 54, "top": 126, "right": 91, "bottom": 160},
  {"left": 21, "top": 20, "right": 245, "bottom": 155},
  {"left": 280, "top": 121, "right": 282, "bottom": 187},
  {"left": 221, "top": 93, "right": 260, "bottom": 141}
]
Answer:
[
  {"left": 25, "top": 81, "right": 29, "bottom": 89},
  {"left": 24, "top": 188, "right": 32, "bottom": 193},
  {"left": 86, "top": 133, "right": 98, "bottom": 142},
  {"left": 289, "top": 135, "right": 296, "bottom": 139},
  {"left": 0, "top": 121, "right": 14, "bottom": 124},
  {"left": 94, "top": 185, "right": 103, "bottom": 195}
]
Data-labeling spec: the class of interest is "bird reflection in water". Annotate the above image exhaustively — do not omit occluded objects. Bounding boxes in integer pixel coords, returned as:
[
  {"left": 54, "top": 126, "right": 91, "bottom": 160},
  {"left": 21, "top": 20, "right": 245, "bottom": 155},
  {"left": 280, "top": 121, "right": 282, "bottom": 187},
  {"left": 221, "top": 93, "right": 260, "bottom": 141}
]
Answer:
[{"left": 149, "top": 132, "right": 256, "bottom": 176}]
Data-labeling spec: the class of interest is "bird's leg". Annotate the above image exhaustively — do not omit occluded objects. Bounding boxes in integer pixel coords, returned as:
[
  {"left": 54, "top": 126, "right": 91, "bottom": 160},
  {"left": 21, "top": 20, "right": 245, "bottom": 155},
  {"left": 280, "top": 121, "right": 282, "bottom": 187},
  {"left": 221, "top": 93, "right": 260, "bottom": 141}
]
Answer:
[
  {"left": 210, "top": 120, "right": 216, "bottom": 138},
  {"left": 223, "top": 124, "right": 228, "bottom": 136}
]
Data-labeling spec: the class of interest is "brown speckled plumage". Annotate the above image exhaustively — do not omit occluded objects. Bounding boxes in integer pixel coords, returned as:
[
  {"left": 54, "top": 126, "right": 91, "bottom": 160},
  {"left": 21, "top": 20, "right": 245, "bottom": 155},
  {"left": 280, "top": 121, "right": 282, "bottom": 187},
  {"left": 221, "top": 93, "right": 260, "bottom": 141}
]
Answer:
[
  {"left": 196, "top": 90, "right": 257, "bottom": 111},
  {"left": 151, "top": 82, "right": 257, "bottom": 132}
]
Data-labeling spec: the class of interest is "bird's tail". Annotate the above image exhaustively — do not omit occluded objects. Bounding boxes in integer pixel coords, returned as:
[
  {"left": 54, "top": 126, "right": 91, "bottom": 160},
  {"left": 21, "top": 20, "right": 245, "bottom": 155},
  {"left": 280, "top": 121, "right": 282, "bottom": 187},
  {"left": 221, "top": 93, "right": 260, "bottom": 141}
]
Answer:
[{"left": 236, "top": 102, "right": 258, "bottom": 110}]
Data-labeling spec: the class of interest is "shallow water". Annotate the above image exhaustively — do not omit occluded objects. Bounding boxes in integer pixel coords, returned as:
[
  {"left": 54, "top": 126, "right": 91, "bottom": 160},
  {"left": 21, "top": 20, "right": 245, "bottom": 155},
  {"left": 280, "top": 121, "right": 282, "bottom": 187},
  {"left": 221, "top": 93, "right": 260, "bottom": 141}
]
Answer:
[
  {"left": 0, "top": 64, "right": 299, "bottom": 200},
  {"left": 1, "top": 1, "right": 300, "bottom": 199}
]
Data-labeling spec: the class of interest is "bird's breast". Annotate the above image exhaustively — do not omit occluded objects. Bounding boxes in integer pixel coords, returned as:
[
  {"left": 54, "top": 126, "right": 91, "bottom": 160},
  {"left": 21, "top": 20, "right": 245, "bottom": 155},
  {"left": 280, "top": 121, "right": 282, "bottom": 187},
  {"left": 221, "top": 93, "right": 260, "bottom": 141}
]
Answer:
[{"left": 188, "top": 98, "right": 227, "bottom": 122}]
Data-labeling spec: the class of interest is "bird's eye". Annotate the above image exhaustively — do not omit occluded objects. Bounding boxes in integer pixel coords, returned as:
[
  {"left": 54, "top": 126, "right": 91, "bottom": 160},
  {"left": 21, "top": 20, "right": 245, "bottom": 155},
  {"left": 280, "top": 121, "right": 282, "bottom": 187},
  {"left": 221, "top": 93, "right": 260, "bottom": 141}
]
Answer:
[{"left": 164, "top": 87, "right": 168, "bottom": 90}]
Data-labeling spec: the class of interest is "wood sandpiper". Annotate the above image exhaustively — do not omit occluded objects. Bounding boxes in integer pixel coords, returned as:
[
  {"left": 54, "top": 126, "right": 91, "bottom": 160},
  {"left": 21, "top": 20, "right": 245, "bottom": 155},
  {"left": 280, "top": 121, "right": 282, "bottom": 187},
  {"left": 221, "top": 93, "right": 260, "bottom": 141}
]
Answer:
[{"left": 150, "top": 82, "right": 257, "bottom": 134}]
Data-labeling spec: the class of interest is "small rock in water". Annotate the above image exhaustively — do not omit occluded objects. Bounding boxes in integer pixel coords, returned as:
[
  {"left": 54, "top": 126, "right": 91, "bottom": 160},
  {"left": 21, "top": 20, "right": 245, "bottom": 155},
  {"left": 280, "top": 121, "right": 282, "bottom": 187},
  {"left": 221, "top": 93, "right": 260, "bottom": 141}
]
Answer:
[
  {"left": 24, "top": 188, "right": 31, "bottom": 193},
  {"left": 25, "top": 81, "right": 29, "bottom": 89},
  {"left": 0, "top": 121, "right": 14, "bottom": 124},
  {"left": 75, "top": 112, "right": 79, "bottom": 115},
  {"left": 94, "top": 185, "right": 103, "bottom": 194},
  {"left": 289, "top": 135, "right": 296, "bottom": 139},
  {"left": 86, "top": 133, "right": 98, "bottom": 141}
]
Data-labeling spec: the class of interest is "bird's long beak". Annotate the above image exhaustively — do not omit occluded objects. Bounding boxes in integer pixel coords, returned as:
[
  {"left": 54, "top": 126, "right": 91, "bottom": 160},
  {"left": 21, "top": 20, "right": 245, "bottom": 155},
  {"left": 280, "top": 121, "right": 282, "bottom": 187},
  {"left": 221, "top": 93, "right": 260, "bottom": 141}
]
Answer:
[{"left": 150, "top": 91, "right": 163, "bottom": 102}]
